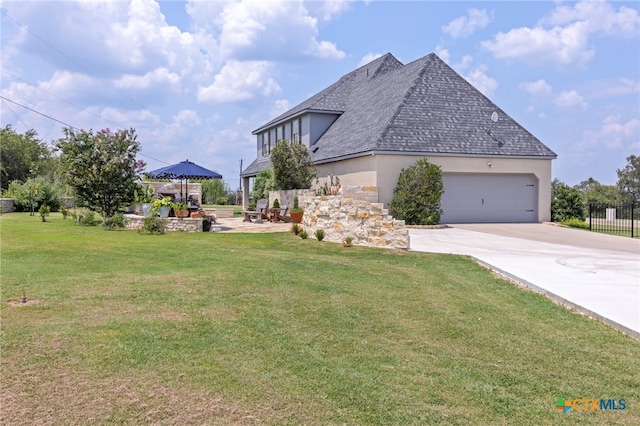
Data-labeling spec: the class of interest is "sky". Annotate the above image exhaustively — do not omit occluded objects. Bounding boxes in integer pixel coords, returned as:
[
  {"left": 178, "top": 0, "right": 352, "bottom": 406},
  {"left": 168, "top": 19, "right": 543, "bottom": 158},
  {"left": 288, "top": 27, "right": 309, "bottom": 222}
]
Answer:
[{"left": 1, "top": 0, "right": 638, "bottom": 190}]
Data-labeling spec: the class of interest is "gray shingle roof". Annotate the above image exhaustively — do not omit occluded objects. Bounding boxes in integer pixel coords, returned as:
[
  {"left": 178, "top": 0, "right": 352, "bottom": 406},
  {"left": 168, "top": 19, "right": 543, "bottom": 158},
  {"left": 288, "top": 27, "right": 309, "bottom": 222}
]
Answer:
[{"left": 244, "top": 52, "right": 556, "bottom": 176}]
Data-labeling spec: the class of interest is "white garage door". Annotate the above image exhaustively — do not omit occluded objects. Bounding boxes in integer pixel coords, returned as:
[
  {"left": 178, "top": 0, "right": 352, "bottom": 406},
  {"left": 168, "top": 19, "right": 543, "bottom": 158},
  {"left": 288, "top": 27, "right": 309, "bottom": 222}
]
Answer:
[{"left": 440, "top": 173, "right": 538, "bottom": 223}]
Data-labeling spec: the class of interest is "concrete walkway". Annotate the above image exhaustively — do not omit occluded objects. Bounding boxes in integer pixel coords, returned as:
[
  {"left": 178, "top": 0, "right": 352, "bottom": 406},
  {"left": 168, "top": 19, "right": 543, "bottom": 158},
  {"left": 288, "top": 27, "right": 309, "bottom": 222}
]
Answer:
[{"left": 409, "top": 224, "right": 640, "bottom": 339}]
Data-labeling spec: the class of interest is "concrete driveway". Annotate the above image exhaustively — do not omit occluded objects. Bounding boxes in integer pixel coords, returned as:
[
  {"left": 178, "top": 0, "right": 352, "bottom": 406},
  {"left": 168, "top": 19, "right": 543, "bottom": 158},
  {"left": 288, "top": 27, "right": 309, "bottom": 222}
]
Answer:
[{"left": 409, "top": 224, "right": 640, "bottom": 339}]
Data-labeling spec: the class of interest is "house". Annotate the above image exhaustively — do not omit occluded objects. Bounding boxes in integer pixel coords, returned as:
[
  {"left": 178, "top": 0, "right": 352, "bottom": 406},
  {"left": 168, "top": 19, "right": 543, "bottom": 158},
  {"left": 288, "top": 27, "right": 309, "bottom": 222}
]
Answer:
[{"left": 241, "top": 53, "right": 557, "bottom": 223}]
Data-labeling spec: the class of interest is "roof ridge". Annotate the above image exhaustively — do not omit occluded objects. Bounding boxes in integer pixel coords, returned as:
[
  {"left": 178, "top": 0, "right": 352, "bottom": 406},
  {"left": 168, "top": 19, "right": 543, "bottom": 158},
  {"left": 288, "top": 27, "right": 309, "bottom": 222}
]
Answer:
[{"left": 376, "top": 54, "right": 435, "bottom": 149}]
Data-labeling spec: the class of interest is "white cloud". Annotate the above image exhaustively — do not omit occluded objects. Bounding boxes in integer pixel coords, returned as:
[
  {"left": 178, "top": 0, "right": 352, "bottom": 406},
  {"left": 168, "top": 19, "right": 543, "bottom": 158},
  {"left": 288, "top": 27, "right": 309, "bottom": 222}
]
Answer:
[
  {"left": 434, "top": 46, "right": 450, "bottom": 64},
  {"left": 442, "top": 8, "right": 493, "bottom": 38},
  {"left": 580, "top": 115, "right": 640, "bottom": 150},
  {"left": 554, "top": 90, "right": 588, "bottom": 110},
  {"left": 481, "top": 0, "right": 639, "bottom": 68},
  {"left": 270, "top": 99, "right": 291, "bottom": 118},
  {"left": 114, "top": 68, "right": 182, "bottom": 93},
  {"left": 464, "top": 65, "right": 497, "bottom": 98},
  {"left": 543, "top": 1, "right": 640, "bottom": 37},
  {"left": 197, "top": 60, "right": 281, "bottom": 103},
  {"left": 482, "top": 22, "right": 594, "bottom": 67},
  {"left": 520, "top": 79, "right": 553, "bottom": 97},
  {"left": 358, "top": 52, "right": 383, "bottom": 67},
  {"left": 216, "top": 0, "right": 345, "bottom": 61}
]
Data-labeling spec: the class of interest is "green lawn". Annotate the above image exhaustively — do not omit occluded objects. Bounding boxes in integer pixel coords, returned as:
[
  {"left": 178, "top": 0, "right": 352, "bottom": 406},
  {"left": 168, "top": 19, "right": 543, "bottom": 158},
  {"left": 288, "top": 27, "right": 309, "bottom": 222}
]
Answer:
[{"left": 1, "top": 213, "right": 639, "bottom": 425}]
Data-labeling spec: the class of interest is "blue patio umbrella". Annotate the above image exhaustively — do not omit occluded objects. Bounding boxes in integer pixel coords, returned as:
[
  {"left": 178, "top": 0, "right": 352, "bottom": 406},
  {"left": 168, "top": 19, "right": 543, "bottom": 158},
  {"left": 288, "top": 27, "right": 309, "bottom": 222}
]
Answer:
[{"left": 147, "top": 159, "right": 222, "bottom": 203}]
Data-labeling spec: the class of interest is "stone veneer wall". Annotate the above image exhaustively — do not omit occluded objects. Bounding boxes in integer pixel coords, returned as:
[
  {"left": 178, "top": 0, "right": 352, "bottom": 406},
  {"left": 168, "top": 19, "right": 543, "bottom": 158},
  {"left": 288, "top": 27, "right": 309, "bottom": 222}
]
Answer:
[
  {"left": 123, "top": 214, "right": 203, "bottom": 232},
  {"left": 0, "top": 198, "right": 14, "bottom": 213},
  {"left": 299, "top": 186, "right": 409, "bottom": 250},
  {"left": 144, "top": 182, "right": 202, "bottom": 205}
]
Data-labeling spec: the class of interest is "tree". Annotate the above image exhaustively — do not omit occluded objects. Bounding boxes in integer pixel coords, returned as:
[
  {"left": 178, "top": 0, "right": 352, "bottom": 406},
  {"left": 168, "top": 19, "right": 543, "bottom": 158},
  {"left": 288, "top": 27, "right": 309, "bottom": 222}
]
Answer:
[
  {"left": 251, "top": 168, "right": 275, "bottom": 203},
  {"left": 56, "top": 127, "right": 142, "bottom": 219},
  {"left": 200, "top": 179, "right": 229, "bottom": 205},
  {"left": 616, "top": 155, "right": 640, "bottom": 203},
  {"left": 0, "top": 125, "right": 52, "bottom": 189},
  {"left": 389, "top": 158, "right": 444, "bottom": 225},
  {"left": 270, "top": 140, "right": 316, "bottom": 190},
  {"left": 577, "top": 177, "right": 623, "bottom": 206},
  {"left": 551, "top": 182, "right": 585, "bottom": 221}
]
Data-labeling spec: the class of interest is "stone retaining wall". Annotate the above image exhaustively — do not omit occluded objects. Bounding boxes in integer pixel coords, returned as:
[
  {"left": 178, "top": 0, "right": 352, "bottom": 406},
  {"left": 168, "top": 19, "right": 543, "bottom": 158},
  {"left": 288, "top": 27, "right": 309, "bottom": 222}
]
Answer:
[
  {"left": 299, "top": 187, "right": 409, "bottom": 250},
  {"left": 123, "top": 214, "right": 203, "bottom": 232}
]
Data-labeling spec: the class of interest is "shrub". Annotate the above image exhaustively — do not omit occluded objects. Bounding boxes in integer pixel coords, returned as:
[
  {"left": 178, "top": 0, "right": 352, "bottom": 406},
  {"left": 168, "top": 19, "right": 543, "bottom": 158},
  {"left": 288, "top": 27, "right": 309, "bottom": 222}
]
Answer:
[
  {"left": 343, "top": 236, "right": 353, "bottom": 247},
  {"left": 251, "top": 169, "right": 276, "bottom": 202},
  {"left": 79, "top": 210, "right": 98, "bottom": 226},
  {"left": 103, "top": 212, "right": 126, "bottom": 230},
  {"left": 299, "top": 230, "right": 308, "bottom": 239},
  {"left": 562, "top": 218, "right": 589, "bottom": 229},
  {"left": 141, "top": 216, "right": 167, "bottom": 234},
  {"left": 389, "top": 158, "right": 444, "bottom": 225},
  {"left": 38, "top": 204, "right": 50, "bottom": 222},
  {"left": 5, "top": 177, "right": 61, "bottom": 213},
  {"left": 314, "top": 228, "right": 325, "bottom": 241},
  {"left": 60, "top": 206, "right": 69, "bottom": 219},
  {"left": 291, "top": 223, "right": 301, "bottom": 235},
  {"left": 551, "top": 183, "right": 585, "bottom": 222}
]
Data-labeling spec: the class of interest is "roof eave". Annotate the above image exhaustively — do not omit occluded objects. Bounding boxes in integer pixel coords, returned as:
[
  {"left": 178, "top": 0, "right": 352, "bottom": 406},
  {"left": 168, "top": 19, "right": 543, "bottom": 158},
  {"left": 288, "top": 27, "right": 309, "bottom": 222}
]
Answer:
[
  {"left": 313, "top": 150, "right": 557, "bottom": 165},
  {"left": 252, "top": 109, "right": 343, "bottom": 135}
]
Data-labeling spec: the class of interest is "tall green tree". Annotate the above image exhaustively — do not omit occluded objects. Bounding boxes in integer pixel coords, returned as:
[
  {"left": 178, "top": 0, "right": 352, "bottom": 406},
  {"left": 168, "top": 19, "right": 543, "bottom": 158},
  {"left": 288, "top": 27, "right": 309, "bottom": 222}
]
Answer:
[
  {"left": 616, "top": 155, "right": 640, "bottom": 202},
  {"left": 0, "top": 125, "right": 52, "bottom": 189},
  {"left": 56, "top": 127, "right": 141, "bottom": 219},
  {"left": 389, "top": 158, "right": 444, "bottom": 225},
  {"left": 270, "top": 140, "right": 315, "bottom": 190},
  {"left": 577, "top": 177, "right": 623, "bottom": 206}
]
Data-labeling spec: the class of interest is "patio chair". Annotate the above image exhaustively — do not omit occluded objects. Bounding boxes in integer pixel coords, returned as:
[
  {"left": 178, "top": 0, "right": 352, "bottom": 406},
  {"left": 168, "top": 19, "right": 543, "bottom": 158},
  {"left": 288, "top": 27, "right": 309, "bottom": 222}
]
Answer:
[
  {"left": 275, "top": 203, "right": 290, "bottom": 222},
  {"left": 243, "top": 198, "right": 268, "bottom": 223}
]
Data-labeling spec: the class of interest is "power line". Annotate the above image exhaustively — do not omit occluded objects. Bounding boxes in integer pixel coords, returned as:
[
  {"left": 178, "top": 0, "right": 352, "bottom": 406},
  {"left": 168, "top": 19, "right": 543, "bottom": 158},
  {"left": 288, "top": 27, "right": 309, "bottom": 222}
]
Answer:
[
  {"left": 0, "top": 96, "right": 77, "bottom": 129},
  {"left": 0, "top": 95, "right": 171, "bottom": 165},
  {"left": 1, "top": 10, "right": 148, "bottom": 111},
  {"left": 1, "top": 69, "right": 121, "bottom": 128},
  {"left": 1, "top": 99, "right": 31, "bottom": 130}
]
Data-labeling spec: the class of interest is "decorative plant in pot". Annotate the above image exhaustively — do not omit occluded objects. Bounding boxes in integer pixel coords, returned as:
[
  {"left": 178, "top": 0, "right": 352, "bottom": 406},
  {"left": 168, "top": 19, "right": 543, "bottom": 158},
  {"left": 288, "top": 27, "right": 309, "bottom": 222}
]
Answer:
[
  {"left": 135, "top": 185, "right": 155, "bottom": 217},
  {"left": 152, "top": 197, "right": 173, "bottom": 218},
  {"left": 290, "top": 196, "right": 304, "bottom": 224},
  {"left": 173, "top": 202, "right": 189, "bottom": 218}
]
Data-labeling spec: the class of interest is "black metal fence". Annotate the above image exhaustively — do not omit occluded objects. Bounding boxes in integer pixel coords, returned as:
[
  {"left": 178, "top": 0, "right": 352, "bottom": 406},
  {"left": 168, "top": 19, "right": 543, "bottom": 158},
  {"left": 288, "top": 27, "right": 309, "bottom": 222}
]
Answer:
[{"left": 589, "top": 203, "right": 638, "bottom": 238}]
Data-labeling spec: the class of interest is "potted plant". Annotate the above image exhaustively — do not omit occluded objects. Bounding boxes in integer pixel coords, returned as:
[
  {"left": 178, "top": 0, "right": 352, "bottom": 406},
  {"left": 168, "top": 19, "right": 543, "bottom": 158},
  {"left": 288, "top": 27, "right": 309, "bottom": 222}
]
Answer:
[
  {"left": 135, "top": 184, "right": 154, "bottom": 217},
  {"left": 152, "top": 197, "right": 173, "bottom": 218},
  {"left": 173, "top": 202, "right": 190, "bottom": 218},
  {"left": 290, "top": 195, "right": 304, "bottom": 224}
]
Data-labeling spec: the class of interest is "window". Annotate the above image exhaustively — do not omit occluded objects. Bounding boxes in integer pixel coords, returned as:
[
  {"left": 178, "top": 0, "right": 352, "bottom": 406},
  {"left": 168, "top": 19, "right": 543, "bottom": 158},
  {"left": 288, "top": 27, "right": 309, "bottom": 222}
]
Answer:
[
  {"left": 261, "top": 133, "right": 267, "bottom": 156},
  {"left": 292, "top": 118, "right": 300, "bottom": 143},
  {"left": 276, "top": 125, "right": 283, "bottom": 143},
  {"left": 267, "top": 131, "right": 271, "bottom": 154}
]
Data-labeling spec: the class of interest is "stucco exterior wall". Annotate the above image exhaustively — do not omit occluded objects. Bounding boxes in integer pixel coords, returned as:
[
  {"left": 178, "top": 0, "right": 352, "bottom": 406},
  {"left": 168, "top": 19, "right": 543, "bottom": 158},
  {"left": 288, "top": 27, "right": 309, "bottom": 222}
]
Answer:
[{"left": 314, "top": 154, "right": 553, "bottom": 222}]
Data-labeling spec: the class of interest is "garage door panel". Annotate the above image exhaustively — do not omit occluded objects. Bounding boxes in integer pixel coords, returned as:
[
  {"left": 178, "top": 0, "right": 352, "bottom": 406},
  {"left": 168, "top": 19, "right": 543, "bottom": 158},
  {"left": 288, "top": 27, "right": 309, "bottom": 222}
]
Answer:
[{"left": 441, "top": 174, "right": 537, "bottom": 223}]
